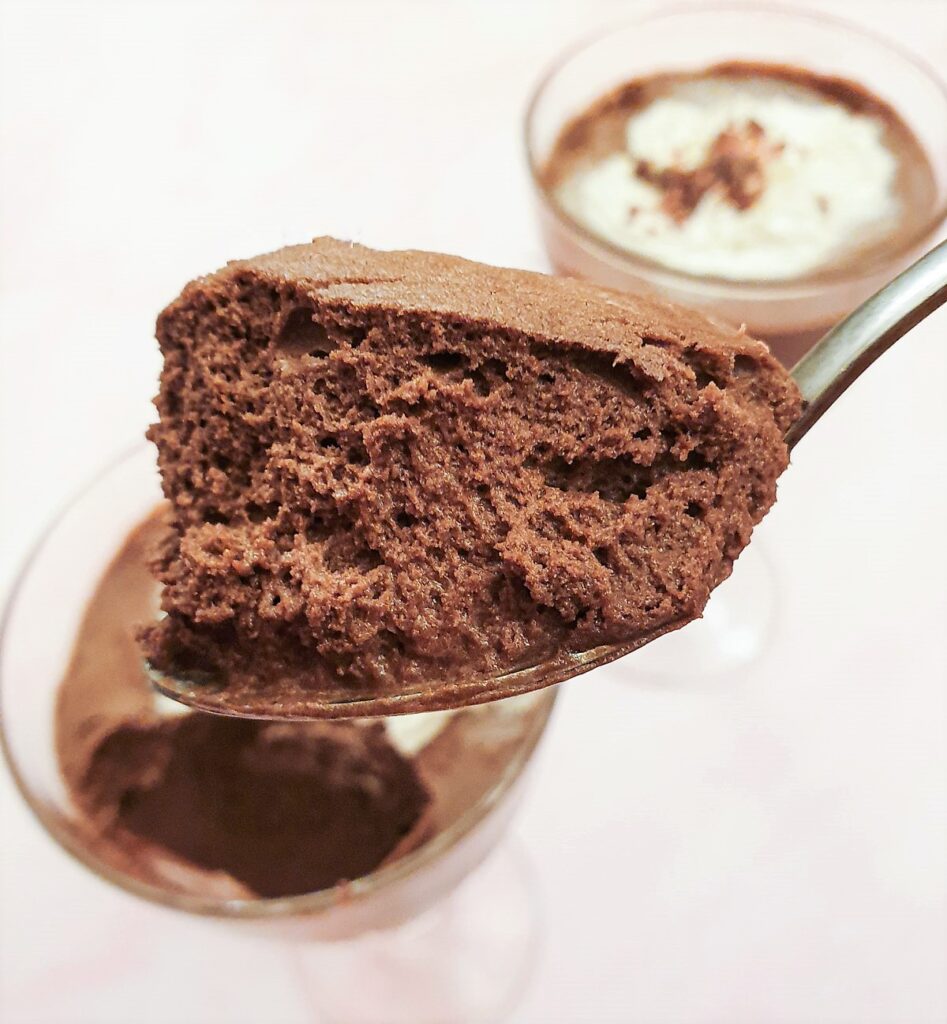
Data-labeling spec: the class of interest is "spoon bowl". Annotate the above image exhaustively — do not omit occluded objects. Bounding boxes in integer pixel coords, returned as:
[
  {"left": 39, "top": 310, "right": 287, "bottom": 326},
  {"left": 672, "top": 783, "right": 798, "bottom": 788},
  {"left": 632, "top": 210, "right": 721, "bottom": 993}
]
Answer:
[{"left": 146, "top": 619, "right": 688, "bottom": 719}]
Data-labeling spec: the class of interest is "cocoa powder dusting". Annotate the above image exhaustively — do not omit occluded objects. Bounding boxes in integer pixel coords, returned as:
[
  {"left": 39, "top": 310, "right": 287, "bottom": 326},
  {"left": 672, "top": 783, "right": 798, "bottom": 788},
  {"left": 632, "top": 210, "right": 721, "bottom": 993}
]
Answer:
[{"left": 635, "top": 121, "right": 784, "bottom": 223}]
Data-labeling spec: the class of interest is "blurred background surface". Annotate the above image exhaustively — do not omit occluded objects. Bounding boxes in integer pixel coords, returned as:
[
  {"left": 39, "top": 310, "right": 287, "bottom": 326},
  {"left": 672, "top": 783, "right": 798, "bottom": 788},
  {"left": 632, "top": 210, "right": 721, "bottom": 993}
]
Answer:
[{"left": 1, "top": 1, "right": 945, "bottom": 1021}]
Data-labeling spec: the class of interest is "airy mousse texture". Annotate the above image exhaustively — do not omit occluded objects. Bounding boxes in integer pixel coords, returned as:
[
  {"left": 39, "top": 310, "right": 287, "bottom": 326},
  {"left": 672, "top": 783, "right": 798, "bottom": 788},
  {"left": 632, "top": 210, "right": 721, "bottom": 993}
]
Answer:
[
  {"left": 57, "top": 512, "right": 549, "bottom": 900},
  {"left": 142, "top": 238, "right": 801, "bottom": 715}
]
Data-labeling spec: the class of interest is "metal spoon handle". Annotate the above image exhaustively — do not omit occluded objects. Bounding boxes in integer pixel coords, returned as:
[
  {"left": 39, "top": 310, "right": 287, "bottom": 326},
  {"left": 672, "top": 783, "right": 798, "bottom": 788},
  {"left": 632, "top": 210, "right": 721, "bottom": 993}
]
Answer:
[{"left": 786, "top": 240, "right": 947, "bottom": 449}]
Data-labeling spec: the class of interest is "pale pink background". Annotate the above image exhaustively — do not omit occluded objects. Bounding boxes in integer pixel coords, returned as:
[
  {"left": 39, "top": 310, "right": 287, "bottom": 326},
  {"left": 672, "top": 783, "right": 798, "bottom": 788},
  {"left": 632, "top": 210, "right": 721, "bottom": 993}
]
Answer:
[{"left": 1, "top": 1, "right": 945, "bottom": 1022}]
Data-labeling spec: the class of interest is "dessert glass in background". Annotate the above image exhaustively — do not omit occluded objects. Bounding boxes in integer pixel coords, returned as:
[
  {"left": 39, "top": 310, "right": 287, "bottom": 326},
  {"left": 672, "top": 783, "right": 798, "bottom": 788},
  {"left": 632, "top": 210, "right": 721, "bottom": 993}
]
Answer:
[
  {"left": 525, "top": 5, "right": 947, "bottom": 368},
  {"left": 0, "top": 446, "right": 558, "bottom": 1024},
  {"left": 524, "top": 5, "right": 946, "bottom": 684}
]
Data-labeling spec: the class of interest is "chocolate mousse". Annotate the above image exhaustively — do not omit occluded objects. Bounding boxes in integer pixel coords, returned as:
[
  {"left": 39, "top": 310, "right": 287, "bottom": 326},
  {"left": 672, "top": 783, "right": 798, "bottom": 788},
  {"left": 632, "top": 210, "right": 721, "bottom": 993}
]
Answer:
[
  {"left": 57, "top": 517, "right": 431, "bottom": 899},
  {"left": 80, "top": 716, "right": 430, "bottom": 898},
  {"left": 57, "top": 511, "right": 550, "bottom": 900},
  {"left": 141, "top": 238, "right": 801, "bottom": 716}
]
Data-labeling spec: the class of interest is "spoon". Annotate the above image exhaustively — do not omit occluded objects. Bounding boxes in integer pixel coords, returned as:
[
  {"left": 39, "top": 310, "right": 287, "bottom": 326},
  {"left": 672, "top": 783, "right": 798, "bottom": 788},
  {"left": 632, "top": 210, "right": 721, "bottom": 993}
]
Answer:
[{"left": 149, "top": 240, "right": 947, "bottom": 719}]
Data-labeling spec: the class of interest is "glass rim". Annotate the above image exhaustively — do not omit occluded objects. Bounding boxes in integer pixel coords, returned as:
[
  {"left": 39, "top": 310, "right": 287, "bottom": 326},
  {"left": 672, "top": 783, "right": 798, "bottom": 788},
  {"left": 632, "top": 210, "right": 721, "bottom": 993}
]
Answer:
[
  {"left": 523, "top": 1, "right": 947, "bottom": 298},
  {"left": 0, "top": 442, "right": 560, "bottom": 920}
]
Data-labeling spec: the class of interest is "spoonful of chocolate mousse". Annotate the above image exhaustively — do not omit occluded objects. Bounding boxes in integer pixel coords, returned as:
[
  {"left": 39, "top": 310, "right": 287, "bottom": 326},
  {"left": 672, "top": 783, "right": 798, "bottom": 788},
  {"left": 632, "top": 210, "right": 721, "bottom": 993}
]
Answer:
[{"left": 142, "top": 237, "right": 946, "bottom": 719}]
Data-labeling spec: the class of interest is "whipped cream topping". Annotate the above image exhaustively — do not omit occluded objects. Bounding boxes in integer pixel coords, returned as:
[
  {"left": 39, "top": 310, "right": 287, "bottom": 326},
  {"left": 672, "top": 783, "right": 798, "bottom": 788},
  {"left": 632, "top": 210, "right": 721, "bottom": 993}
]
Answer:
[{"left": 555, "top": 77, "right": 903, "bottom": 281}]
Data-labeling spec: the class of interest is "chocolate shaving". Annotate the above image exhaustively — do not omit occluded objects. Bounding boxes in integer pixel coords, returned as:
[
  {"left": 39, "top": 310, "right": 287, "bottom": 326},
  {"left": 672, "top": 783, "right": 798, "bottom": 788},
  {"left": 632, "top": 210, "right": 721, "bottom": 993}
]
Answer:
[{"left": 636, "top": 120, "right": 783, "bottom": 223}]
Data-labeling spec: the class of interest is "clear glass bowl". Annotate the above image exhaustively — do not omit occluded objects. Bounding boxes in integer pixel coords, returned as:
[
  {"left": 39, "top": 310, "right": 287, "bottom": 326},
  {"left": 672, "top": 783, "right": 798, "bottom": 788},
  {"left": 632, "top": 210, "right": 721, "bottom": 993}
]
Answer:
[
  {"left": 0, "top": 444, "right": 558, "bottom": 941},
  {"left": 525, "top": 4, "right": 947, "bottom": 364}
]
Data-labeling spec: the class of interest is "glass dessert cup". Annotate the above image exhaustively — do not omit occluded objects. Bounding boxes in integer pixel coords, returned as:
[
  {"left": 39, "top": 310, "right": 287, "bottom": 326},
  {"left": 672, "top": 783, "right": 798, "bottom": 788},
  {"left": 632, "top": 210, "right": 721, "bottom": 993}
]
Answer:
[
  {"left": 0, "top": 445, "right": 559, "bottom": 1023},
  {"left": 525, "top": 5, "right": 947, "bottom": 368},
  {"left": 526, "top": 5, "right": 947, "bottom": 681}
]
